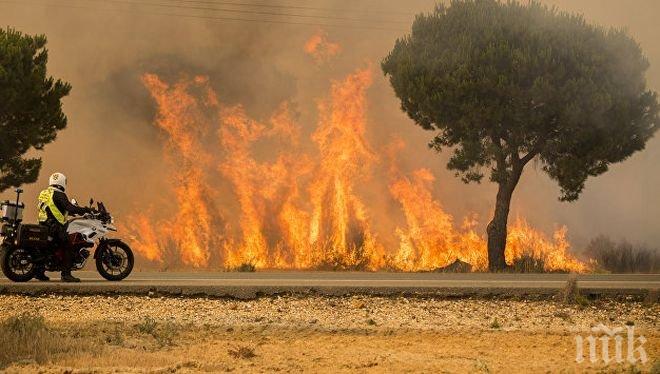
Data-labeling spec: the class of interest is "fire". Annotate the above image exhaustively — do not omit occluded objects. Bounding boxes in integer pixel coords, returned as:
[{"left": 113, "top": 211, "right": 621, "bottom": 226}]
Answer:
[
  {"left": 216, "top": 103, "right": 303, "bottom": 269},
  {"left": 122, "top": 74, "right": 225, "bottom": 268},
  {"left": 304, "top": 30, "right": 341, "bottom": 64},
  {"left": 385, "top": 144, "right": 584, "bottom": 272},
  {"left": 306, "top": 68, "right": 384, "bottom": 270},
  {"left": 389, "top": 168, "right": 488, "bottom": 271},
  {"left": 122, "top": 212, "right": 162, "bottom": 263},
  {"left": 506, "top": 218, "right": 587, "bottom": 272},
  {"left": 216, "top": 69, "right": 384, "bottom": 270},
  {"left": 125, "top": 34, "right": 588, "bottom": 273}
]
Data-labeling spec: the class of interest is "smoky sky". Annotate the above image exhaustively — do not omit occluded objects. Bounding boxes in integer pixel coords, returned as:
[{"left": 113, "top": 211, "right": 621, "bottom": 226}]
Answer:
[{"left": 0, "top": 0, "right": 658, "bottom": 251}]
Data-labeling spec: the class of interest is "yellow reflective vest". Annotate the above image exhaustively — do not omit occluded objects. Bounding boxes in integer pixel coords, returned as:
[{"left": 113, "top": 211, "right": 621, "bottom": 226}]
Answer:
[{"left": 37, "top": 187, "right": 67, "bottom": 224}]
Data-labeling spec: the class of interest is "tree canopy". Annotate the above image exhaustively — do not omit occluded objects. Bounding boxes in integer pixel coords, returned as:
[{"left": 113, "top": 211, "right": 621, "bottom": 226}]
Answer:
[
  {"left": 0, "top": 27, "right": 71, "bottom": 191},
  {"left": 382, "top": 0, "right": 659, "bottom": 270}
]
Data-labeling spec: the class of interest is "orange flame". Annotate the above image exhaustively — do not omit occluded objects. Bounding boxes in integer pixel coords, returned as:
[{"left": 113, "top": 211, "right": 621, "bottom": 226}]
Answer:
[
  {"left": 389, "top": 168, "right": 488, "bottom": 271},
  {"left": 383, "top": 139, "right": 585, "bottom": 272},
  {"left": 127, "top": 64, "right": 587, "bottom": 273},
  {"left": 506, "top": 218, "right": 587, "bottom": 272},
  {"left": 122, "top": 74, "right": 225, "bottom": 268},
  {"left": 121, "top": 212, "right": 163, "bottom": 263},
  {"left": 304, "top": 31, "right": 341, "bottom": 64}
]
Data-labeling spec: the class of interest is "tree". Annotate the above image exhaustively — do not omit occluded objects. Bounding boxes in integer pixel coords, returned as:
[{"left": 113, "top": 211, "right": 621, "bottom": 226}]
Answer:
[
  {"left": 0, "top": 27, "right": 71, "bottom": 192},
  {"left": 382, "top": 0, "right": 659, "bottom": 271}
]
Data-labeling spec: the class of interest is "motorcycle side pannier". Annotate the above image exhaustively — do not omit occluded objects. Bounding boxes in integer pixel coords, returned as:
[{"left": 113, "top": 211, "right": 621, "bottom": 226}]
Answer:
[{"left": 17, "top": 224, "right": 49, "bottom": 248}]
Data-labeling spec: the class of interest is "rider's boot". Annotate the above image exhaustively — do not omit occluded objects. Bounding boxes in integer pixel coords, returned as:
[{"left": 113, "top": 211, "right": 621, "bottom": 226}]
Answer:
[
  {"left": 60, "top": 246, "right": 79, "bottom": 282},
  {"left": 61, "top": 271, "right": 80, "bottom": 283},
  {"left": 34, "top": 268, "right": 50, "bottom": 281}
]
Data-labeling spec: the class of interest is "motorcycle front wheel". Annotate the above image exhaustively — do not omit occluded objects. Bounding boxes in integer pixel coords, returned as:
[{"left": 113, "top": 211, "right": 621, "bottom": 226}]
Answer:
[
  {"left": 95, "top": 241, "right": 134, "bottom": 281},
  {"left": 1, "top": 246, "right": 36, "bottom": 282}
]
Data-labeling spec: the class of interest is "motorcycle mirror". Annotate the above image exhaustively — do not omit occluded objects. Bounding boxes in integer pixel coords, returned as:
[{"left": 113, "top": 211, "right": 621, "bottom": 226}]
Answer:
[
  {"left": 71, "top": 198, "right": 78, "bottom": 205},
  {"left": 89, "top": 198, "right": 94, "bottom": 207},
  {"left": 15, "top": 188, "right": 23, "bottom": 194}
]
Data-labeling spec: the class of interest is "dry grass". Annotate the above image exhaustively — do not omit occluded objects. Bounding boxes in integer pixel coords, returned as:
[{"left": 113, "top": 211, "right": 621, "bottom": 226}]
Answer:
[
  {"left": 0, "top": 295, "right": 657, "bottom": 373},
  {"left": 562, "top": 274, "right": 579, "bottom": 302},
  {"left": 228, "top": 345, "right": 256, "bottom": 359},
  {"left": 4, "top": 326, "right": 657, "bottom": 373},
  {"left": 0, "top": 313, "right": 98, "bottom": 369},
  {"left": 135, "top": 316, "right": 179, "bottom": 348},
  {"left": 651, "top": 360, "right": 660, "bottom": 374},
  {"left": 561, "top": 275, "right": 590, "bottom": 307},
  {"left": 136, "top": 315, "right": 157, "bottom": 334}
]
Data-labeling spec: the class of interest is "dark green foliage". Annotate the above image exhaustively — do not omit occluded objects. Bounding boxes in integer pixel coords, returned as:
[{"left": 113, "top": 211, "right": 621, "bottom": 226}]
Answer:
[
  {"left": 382, "top": 0, "right": 659, "bottom": 270},
  {"left": 0, "top": 27, "right": 71, "bottom": 191},
  {"left": 383, "top": 0, "right": 658, "bottom": 199}
]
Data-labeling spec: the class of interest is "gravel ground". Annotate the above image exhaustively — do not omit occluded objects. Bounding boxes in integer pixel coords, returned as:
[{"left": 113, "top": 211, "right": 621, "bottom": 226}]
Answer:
[
  {"left": 0, "top": 295, "right": 657, "bottom": 373},
  {"left": 0, "top": 295, "right": 657, "bottom": 332}
]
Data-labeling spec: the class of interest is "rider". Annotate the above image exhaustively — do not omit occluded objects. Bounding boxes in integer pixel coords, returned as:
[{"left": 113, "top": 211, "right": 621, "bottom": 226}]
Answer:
[{"left": 36, "top": 172, "right": 92, "bottom": 282}]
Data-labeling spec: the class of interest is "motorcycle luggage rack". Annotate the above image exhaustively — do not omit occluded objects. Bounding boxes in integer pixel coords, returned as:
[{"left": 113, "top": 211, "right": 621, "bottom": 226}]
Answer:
[{"left": 1, "top": 188, "right": 24, "bottom": 223}]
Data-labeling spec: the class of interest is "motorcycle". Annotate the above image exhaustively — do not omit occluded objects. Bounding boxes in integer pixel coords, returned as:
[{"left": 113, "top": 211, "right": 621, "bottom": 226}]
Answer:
[{"left": 0, "top": 188, "right": 134, "bottom": 282}]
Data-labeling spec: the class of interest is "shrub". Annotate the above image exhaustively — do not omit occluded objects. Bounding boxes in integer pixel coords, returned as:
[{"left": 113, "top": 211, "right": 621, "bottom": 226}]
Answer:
[
  {"left": 136, "top": 316, "right": 157, "bottom": 335},
  {"left": 136, "top": 316, "right": 178, "bottom": 347},
  {"left": 585, "top": 236, "right": 659, "bottom": 273},
  {"left": 105, "top": 326, "right": 124, "bottom": 346},
  {"left": 153, "top": 322, "right": 179, "bottom": 347},
  {"left": 561, "top": 275, "right": 589, "bottom": 306}
]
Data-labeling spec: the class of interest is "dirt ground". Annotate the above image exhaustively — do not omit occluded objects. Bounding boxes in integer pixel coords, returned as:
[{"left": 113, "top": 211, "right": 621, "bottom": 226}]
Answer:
[{"left": 0, "top": 295, "right": 657, "bottom": 373}]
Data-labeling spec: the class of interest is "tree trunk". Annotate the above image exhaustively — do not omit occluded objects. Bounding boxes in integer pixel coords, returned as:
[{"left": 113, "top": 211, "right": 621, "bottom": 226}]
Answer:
[{"left": 487, "top": 167, "right": 523, "bottom": 272}]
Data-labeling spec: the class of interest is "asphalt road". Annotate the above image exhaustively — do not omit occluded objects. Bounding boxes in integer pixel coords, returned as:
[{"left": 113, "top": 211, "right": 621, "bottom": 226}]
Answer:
[{"left": 0, "top": 271, "right": 658, "bottom": 298}]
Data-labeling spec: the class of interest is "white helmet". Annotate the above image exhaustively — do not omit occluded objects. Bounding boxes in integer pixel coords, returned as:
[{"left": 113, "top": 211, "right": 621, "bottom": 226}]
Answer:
[{"left": 49, "top": 172, "right": 67, "bottom": 191}]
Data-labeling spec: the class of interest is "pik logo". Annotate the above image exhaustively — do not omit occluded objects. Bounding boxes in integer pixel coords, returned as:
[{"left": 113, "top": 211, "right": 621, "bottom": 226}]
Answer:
[{"left": 575, "top": 324, "right": 648, "bottom": 365}]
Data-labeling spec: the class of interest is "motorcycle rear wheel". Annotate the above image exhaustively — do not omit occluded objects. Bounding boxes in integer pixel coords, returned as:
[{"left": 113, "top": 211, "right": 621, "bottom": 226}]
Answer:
[
  {"left": 1, "top": 246, "right": 36, "bottom": 282},
  {"left": 96, "top": 241, "right": 134, "bottom": 281}
]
